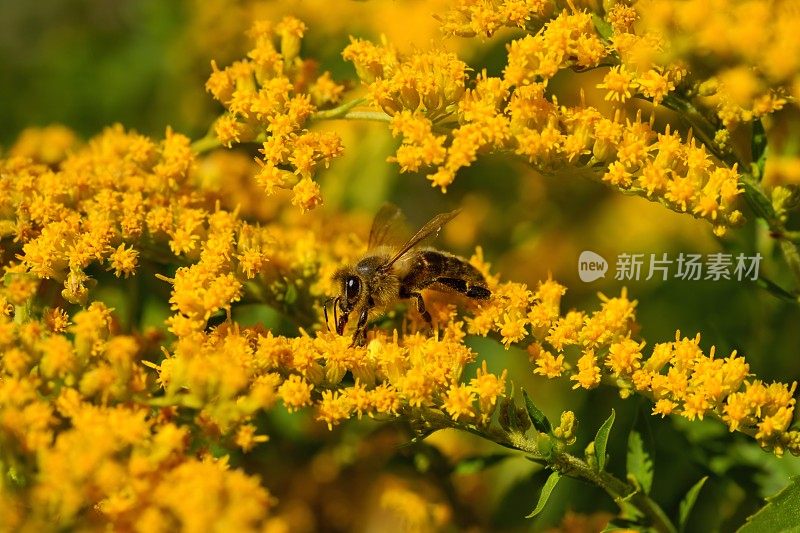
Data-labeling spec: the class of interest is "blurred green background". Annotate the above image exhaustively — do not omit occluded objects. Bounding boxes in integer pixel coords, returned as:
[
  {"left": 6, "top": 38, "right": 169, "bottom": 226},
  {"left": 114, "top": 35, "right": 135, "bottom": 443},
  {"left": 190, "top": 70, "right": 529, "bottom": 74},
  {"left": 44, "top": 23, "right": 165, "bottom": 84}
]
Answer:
[{"left": 0, "top": 1, "right": 197, "bottom": 143}]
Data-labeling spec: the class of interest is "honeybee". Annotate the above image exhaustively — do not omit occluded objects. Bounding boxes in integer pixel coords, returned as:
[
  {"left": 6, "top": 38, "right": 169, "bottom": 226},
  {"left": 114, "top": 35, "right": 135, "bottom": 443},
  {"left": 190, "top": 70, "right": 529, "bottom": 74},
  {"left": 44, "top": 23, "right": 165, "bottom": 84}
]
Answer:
[{"left": 325, "top": 204, "right": 492, "bottom": 346}]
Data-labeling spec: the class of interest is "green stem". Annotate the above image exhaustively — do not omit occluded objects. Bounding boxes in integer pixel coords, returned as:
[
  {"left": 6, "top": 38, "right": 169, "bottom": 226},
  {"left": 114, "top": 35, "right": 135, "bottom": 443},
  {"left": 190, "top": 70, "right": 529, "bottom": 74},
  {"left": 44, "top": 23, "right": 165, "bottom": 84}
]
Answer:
[
  {"left": 191, "top": 98, "right": 390, "bottom": 154},
  {"left": 740, "top": 173, "right": 800, "bottom": 289},
  {"left": 191, "top": 134, "right": 221, "bottom": 154},
  {"left": 310, "top": 96, "right": 392, "bottom": 123},
  {"left": 660, "top": 93, "right": 800, "bottom": 290},
  {"left": 418, "top": 408, "right": 676, "bottom": 533},
  {"left": 661, "top": 94, "right": 734, "bottom": 167},
  {"left": 316, "top": 109, "right": 392, "bottom": 123},
  {"left": 782, "top": 231, "right": 800, "bottom": 244},
  {"left": 13, "top": 304, "right": 30, "bottom": 325},
  {"left": 311, "top": 97, "right": 366, "bottom": 120},
  {"left": 510, "top": 433, "right": 677, "bottom": 533},
  {"left": 779, "top": 239, "right": 800, "bottom": 288}
]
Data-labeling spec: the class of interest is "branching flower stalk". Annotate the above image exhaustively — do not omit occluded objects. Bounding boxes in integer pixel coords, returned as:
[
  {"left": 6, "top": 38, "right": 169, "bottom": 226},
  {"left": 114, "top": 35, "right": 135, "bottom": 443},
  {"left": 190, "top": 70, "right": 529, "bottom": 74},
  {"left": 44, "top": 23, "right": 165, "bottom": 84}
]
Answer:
[
  {"left": 658, "top": 90, "right": 800, "bottom": 291},
  {"left": 417, "top": 406, "right": 678, "bottom": 533},
  {"left": 191, "top": 96, "right": 392, "bottom": 155}
]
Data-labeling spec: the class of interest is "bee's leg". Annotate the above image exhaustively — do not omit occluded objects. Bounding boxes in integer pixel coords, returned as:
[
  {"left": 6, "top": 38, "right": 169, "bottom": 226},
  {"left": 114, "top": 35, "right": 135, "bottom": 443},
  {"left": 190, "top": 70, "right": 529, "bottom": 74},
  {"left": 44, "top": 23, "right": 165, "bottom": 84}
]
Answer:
[
  {"left": 350, "top": 308, "right": 369, "bottom": 347},
  {"left": 334, "top": 296, "right": 341, "bottom": 333},
  {"left": 323, "top": 298, "right": 332, "bottom": 332},
  {"left": 409, "top": 292, "right": 432, "bottom": 326}
]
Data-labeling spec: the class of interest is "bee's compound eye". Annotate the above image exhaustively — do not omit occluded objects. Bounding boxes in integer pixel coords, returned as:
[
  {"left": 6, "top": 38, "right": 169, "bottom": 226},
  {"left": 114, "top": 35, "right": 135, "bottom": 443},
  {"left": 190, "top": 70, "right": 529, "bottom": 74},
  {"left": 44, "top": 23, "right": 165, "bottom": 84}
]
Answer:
[{"left": 345, "top": 276, "right": 361, "bottom": 302}]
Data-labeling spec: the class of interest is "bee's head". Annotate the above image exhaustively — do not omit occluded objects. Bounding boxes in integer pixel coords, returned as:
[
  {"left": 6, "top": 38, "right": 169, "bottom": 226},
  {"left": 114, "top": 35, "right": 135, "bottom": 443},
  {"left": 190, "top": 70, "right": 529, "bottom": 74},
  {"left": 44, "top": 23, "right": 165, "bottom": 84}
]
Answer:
[{"left": 331, "top": 269, "right": 365, "bottom": 335}]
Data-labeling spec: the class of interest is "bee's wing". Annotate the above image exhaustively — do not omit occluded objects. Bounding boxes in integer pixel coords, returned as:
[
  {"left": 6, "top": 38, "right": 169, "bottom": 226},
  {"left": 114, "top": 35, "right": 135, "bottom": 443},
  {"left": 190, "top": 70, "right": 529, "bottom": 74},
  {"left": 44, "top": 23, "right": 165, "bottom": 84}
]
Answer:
[
  {"left": 368, "top": 203, "right": 405, "bottom": 250},
  {"left": 384, "top": 209, "right": 460, "bottom": 268}
]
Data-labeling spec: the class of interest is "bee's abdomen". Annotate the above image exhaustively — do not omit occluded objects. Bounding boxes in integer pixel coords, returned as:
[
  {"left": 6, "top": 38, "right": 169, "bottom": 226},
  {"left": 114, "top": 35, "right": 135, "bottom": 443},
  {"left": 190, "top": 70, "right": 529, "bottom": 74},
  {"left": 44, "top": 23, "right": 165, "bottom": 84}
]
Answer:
[
  {"left": 437, "top": 277, "right": 491, "bottom": 299},
  {"left": 402, "top": 249, "right": 491, "bottom": 300}
]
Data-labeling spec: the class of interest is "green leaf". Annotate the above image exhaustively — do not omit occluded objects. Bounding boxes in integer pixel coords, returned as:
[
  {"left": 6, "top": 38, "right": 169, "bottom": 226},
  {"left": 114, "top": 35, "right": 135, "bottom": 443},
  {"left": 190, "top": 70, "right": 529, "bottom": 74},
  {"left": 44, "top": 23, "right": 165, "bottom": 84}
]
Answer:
[
  {"left": 454, "top": 453, "right": 510, "bottom": 475},
  {"left": 506, "top": 395, "right": 522, "bottom": 430},
  {"left": 522, "top": 389, "right": 552, "bottom": 434},
  {"left": 679, "top": 476, "right": 708, "bottom": 532},
  {"left": 525, "top": 470, "right": 562, "bottom": 519},
  {"left": 592, "top": 13, "right": 613, "bottom": 40},
  {"left": 752, "top": 118, "right": 768, "bottom": 181},
  {"left": 595, "top": 409, "right": 616, "bottom": 472},
  {"left": 738, "top": 476, "right": 800, "bottom": 533},
  {"left": 741, "top": 178, "right": 776, "bottom": 220},
  {"left": 626, "top": 430, "right": 654, "bottom": 494}
]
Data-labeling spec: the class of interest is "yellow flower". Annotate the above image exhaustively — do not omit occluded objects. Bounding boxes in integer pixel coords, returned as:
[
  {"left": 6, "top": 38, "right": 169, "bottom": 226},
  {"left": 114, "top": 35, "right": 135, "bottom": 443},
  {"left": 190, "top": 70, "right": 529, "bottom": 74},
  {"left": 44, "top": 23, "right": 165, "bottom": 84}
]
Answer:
[
  {"left": 309, "top": 71, "right": 345, "bottom": 107},
  {"left": 530, "top": 343, "right": 566, "bottom": 378},
  {"left": 722, "top": 392, "right": 749, "bottom": 431},
  {"left": 499, "top": 313, "right": 528, "bottom": 347},
  {"left": 637, "top": 68, "right": 677, "bottom": 105},
  {"left": 603, "top": 161, "right": 633, "bottom": 188},
  {"left": 344, "top": 379, "right": 371, "bottom": 419},
  {"left": 598, "top": 66, "right": 638, "bottom": 102},
  {"left": 606, "top": 338, "right": 645, "bottom": 377},
  {"left": 682, "top": 391, "right": 711, "bottom": 421},
  {"left": 443, "top": 383, "right": 476, "bottom": 421},
  {"left": 368, "top": 383, "right": 401, "bottom": 416},
  {"left": 108, "top": 244, "right": 139, "bottom": 278},
  {"left": 653, "top": 398, "right": 678, "bottom": 417},
  {"left": 607, "top": 4, "right": 638, "bottom": 34},
  {"left": 439, "top": 0, "right": 553, "bottom": 37},
  {"left": 317, "top": 389, "right": 353, "bottom": 430},
  {"left": 756, "top": 406, "right": 794, "bottom": 441},
  {"left": 206, "top": 18, "right": 344, "bottom": 210},
  {"left": 388, "top": 111, "right": 447, "bottom": 173},
  {"left": 10, "top": 124, "right": 79, "bottom": 165},
  {"left": 470, "top": 360, "right": 507, "bottom": 412},
  {"left": 571, "top": 350, "right": 601, "bottom": 390},
  {"left": 291, "top": 177, "right": 323, "bottom": 212},
  {"left": 278, "top": 374, "right": 314, "bottom": 412},
  {"left": 149, "top": 458, "right": 273, "bottom": 532},
  {"left": 547, "top": 311, "right": 584, "bottom": 351}
]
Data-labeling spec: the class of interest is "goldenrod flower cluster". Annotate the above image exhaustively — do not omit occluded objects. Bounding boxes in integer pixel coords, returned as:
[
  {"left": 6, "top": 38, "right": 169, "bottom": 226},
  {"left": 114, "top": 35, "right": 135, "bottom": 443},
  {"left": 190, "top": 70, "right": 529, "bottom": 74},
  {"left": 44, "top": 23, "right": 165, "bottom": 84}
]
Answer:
[
  {"left": 205, "top": 17, "right": 345, "bottom": 211},
  {"left": 0, "top": 301, "right": 274, "bottom": 530},
  {"left": 439, "top": 251, "right": 798, "bottom": 455},
  {"left": 1, "top": 120, "right": 797, "bottom": 529},
  {"left": 440, "top": 0, "right": 795, "bottom": 127},
  {"left": 157, "top": 269, "right": 512, "bottom": 433},
  {"left": 0, "top": 120, "right": 507, "bottom": 527},
  {"left": 486, "top": 275, "right": 799, "bottom": 454},
  {"left": 575, "top": 326, "right": 798, "bottom": 456},
  {"left": 342, "top": 9, "right": 743, "bottom": 234},
  {"left": 3, "top": 126, "right": 197, "bottom": 304},
  {"left": 9, "top": 124, "right": 80, "bottom": 166},
  {"left": 629, "top": 0, "right": 800, "bottom": 191},
  {"left": 3, "top": 4, "right": 800, "bottom": 530},
  {"left": 641, "top": 0, "right": 797, "bottom": 126},
  {"left": 437, "top": 0, "right": 554, "bottom": 38}
]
